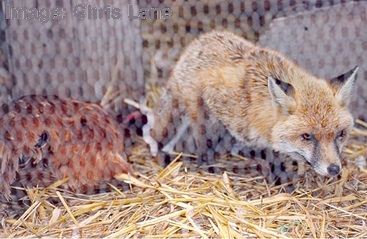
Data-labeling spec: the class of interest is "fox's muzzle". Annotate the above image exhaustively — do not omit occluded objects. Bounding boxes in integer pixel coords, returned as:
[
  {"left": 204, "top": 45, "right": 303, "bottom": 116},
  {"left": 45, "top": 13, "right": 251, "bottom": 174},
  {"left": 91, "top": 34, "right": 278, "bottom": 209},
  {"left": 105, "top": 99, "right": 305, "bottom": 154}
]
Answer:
[{"left": 309, "top": 140, "right": 342, "bottom": 177}]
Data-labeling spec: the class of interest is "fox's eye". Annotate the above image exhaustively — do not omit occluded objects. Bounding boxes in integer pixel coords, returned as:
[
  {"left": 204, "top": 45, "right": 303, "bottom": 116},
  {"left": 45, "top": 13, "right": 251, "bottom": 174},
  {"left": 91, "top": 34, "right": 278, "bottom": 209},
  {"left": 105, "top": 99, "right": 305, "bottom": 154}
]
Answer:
[
  {"left": 301, "top": 133, "right": 312, "bottom": 141},
  {"left": 337, "top": 129, "right": 346, "bottom": 140}
]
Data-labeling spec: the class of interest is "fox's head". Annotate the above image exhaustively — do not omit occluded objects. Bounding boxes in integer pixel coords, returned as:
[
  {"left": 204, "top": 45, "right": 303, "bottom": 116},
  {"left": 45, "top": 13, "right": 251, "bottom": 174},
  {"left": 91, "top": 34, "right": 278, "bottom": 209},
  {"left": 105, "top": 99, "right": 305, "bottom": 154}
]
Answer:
[{"left": 268, "top": 66, "right": 358, "bottom": 177}]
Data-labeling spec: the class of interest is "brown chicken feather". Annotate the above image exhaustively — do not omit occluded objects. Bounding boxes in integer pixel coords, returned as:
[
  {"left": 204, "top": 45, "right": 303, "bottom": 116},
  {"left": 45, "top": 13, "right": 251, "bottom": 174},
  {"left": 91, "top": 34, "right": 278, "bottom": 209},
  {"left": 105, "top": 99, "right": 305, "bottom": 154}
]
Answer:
[{"left": 0, "top": 95, "right": 133, "bottom": 200}]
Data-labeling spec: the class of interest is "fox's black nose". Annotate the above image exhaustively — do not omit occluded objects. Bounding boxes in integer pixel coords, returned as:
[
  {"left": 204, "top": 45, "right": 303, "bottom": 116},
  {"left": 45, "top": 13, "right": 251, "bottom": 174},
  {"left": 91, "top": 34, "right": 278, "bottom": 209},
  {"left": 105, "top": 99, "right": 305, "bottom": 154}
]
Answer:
[{"left": 327, "top": 164, "right": 340, "bottom": 176}]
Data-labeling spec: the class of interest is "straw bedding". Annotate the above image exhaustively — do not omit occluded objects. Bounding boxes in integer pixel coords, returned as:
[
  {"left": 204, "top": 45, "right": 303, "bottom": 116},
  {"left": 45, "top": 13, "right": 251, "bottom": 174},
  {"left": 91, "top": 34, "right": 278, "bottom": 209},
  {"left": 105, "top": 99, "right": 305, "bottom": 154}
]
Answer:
[{"left": 1, "top": 120, "right": 366, "bottom": 238}]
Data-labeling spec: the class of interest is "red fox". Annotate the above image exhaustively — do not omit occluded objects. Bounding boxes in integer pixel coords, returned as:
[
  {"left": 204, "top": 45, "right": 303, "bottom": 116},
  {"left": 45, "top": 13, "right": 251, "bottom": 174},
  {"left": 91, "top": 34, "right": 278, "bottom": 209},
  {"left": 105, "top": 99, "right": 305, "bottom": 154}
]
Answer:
[{"left": 147, "top": 30, "right": 358, "bottom": 177}]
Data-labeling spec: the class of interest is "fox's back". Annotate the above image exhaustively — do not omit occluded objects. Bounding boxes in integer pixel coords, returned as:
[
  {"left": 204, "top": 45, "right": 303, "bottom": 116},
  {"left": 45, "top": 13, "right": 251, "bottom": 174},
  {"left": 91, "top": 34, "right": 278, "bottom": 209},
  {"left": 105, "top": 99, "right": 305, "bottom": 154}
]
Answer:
[
  {"left": 167, "top": 31, "right": 255, "bottom": 95},
  {"left": 167, "top": 31, "right": 318, "bottom": 111}
]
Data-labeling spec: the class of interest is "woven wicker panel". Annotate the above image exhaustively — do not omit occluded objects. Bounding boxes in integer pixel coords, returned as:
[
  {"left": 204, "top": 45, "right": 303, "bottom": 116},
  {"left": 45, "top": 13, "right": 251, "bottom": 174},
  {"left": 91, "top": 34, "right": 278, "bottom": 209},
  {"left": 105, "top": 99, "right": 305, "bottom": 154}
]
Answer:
[{"left": 1, "top": 0, "right": 144, "bottom": 113}]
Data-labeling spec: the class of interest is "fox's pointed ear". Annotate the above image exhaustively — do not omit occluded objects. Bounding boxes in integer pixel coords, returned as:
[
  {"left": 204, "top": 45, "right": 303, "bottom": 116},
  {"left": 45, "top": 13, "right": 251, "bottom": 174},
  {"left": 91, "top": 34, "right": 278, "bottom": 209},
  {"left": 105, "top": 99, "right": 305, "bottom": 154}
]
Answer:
[
  {"left": 328, "top": 66, "right": 358, "bottom": 106},
  {"left": 268, "top": 76, "right": 296, "bottom": 115}
]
